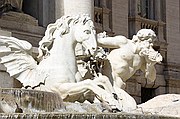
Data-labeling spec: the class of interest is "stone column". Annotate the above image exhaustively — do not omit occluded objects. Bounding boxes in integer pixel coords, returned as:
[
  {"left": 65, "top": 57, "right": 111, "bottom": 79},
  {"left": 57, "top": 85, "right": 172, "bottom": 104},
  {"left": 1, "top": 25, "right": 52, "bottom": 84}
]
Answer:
[
  {"left": 102, "top": 8, "right": 111, "bottom": 32},
  {"left": 55, "top": 0, "right": 94, "bottom": 19},
  {"left": 129, "top": 0, "right": 139, "bottom": 17}
]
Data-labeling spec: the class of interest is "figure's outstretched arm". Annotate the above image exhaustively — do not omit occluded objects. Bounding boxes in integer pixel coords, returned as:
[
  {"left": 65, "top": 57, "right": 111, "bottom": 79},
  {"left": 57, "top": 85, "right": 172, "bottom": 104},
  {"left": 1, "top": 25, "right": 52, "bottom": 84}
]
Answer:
[{"left": 97, "top": 35, "right": 128, "bottom": 48}]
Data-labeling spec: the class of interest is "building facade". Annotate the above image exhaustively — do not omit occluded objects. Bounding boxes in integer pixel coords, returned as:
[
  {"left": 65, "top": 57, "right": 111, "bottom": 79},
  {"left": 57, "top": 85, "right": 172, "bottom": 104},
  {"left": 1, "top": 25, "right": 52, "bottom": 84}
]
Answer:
[{"left": 0, "top": 0, "right": 180, "bottom": 104}]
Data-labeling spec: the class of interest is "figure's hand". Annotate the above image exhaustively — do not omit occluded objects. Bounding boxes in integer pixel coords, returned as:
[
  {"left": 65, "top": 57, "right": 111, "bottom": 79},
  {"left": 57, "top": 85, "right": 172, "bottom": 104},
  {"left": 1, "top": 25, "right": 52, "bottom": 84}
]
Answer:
[
  {"left": 147, "top": 49, "right": 162, "bottom": 63},
  {"left": 97, "top": 31, "right": 107, "bottom": 39},
  {"left": 139, "top": 48, "right": 162, "bottom": 63}
]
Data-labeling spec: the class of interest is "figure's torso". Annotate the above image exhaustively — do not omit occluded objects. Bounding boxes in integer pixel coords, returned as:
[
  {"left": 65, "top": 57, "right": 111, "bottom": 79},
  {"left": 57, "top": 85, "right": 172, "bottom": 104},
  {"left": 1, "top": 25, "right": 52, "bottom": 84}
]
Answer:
[{"left": 107, "top": 44, "right": 142, "bottom": 81}]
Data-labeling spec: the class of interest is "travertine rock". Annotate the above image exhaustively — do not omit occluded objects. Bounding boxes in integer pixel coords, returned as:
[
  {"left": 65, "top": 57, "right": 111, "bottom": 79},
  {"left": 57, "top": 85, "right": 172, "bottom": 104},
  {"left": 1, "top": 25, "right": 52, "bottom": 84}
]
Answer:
[{"left": 133, "top": 94, "right": 180, "bottom": 117}]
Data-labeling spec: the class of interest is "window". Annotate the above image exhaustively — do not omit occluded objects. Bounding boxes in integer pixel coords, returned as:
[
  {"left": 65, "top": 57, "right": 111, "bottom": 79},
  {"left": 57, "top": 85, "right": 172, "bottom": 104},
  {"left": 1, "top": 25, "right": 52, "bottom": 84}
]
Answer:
[
  {"left": 94, "top": 0, "right": 101, "bottom": 7},
  {"left": 138, "top": 0, "right": 155, "bottom": 20},
  {"left": 94, "top": 0, "right": 112, "bottom": 32},
  {"left": 23, "top": 0, "right": 55, "bottom": 27}
]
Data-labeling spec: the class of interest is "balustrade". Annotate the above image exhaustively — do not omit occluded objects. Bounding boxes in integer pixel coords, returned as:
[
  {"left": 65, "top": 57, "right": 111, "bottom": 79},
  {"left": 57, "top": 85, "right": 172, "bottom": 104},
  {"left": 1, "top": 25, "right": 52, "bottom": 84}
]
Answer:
[{"left": 94, "top": 6, "right": 112, "bottom": 34}]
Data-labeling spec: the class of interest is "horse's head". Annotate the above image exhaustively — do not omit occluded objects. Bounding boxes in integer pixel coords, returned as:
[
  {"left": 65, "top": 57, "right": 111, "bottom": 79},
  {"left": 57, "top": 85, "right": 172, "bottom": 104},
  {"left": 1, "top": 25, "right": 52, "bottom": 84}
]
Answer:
[
  {"left": 71, "top": 14, "right": 97, "bottom": 56},
  {"left": 38, "top": 14, "right": 97, "bottom": 59}
]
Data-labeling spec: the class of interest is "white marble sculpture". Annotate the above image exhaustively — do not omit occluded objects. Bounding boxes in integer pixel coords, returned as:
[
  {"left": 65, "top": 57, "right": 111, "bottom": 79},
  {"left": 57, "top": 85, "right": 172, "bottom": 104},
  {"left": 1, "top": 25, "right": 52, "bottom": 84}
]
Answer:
[
  {"left": 0, "top": 14, "right": 125, "bottom": 112},
  {"left": 82, "top": 29, "right": 162, "bottom": 112},
  {"left": 97, "top": 29, "right": 163, "bottom": 90}
]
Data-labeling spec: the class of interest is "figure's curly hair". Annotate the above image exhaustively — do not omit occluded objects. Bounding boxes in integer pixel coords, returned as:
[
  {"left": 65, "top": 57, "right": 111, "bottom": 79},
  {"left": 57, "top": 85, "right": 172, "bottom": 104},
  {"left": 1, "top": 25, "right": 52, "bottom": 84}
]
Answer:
[
  {"left": 138, "top": 29, "right": 156, "bottom": 41},
  {"left": 132, "top": 29, "right": 157, "bottom": 43},
  {"left": 38, "top": 14, "right": 91, "bottom": 59}
]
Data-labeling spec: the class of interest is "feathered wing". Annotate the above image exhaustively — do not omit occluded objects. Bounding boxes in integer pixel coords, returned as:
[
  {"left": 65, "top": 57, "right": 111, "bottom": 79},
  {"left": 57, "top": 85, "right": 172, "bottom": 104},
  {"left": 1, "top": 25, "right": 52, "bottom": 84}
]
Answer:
[{"left": 0, "top": 36, "right": 38, "bottom": 86}]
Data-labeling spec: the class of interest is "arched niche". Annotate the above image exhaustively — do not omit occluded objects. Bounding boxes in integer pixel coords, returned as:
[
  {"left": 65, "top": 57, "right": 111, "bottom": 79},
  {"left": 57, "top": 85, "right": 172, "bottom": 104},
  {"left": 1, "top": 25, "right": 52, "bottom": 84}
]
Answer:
[{"left": 22, "top": 0, "right": 55, "bottom": 27}]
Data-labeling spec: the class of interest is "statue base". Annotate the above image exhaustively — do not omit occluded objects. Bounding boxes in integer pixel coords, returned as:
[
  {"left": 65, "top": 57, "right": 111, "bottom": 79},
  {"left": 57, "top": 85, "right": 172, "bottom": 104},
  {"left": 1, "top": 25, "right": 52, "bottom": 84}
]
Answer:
[
  {"left": 0, "top": 11, "right": 38, "bottom": 26},
  {"left": 0, "top": 112, "right": 176, "bottom": 119}
]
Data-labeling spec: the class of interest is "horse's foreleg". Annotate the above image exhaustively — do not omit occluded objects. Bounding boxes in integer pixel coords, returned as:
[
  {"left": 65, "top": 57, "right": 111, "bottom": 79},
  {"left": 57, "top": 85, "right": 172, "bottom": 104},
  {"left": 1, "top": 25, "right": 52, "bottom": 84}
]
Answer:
[
  {"left": 50, "top": 79, "right": 94, "bottom": 100},
  {"left": 49, "top": 79, "right": 122, "bottom": 111},
  {"left": 94, "top": 75, "right": 115, "bottom": 94}
]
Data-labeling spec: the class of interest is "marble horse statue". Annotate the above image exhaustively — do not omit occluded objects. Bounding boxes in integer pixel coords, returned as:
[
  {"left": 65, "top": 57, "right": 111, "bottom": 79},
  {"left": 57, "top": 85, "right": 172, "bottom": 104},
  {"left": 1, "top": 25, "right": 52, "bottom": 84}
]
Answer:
[{"left": 0, "top": 14, "right": 122, "bottom": 111}]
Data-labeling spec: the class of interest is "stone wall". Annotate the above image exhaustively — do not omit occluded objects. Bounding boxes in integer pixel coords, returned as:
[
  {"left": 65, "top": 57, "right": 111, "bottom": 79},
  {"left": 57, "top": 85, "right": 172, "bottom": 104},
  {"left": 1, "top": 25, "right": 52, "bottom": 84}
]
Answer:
[
  {"left": 164, "top": 0, "right": 180, "bottom": 93},
  {"left": 166, "top": 0, "right": 180, "bottom": 63},
  {"left": 112, "top": 0, "right": 128, "bottom": 37}
]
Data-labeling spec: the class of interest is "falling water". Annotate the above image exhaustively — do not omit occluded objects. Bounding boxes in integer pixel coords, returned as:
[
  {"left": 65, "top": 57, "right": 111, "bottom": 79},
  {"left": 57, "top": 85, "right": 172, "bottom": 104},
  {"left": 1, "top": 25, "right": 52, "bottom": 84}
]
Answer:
[{"left": 0, "top": 88, "right": 63, "bottom": 113}]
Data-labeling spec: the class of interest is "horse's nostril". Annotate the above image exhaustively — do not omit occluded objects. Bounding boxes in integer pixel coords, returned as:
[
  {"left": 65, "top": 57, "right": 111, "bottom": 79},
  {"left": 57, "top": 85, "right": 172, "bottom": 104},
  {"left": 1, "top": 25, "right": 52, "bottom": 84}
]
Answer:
[{"left": 112, "top": 93, "right": 118, "bottom": 100}]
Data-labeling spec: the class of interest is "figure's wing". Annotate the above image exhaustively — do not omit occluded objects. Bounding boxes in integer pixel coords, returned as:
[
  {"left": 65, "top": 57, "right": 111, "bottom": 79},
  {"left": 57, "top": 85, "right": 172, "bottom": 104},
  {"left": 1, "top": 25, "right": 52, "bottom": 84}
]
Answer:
[{"left": 0, "top": 36, "right": 37, "bottom": 84}]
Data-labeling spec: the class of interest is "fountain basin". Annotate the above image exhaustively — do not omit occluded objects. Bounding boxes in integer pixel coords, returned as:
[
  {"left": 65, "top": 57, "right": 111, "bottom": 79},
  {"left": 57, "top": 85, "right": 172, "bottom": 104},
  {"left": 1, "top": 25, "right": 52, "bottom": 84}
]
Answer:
[
  {"left": 0, "top": 88, "right": 63, "bottom": 113},
  {"left": 0, "top": 88, "right": 179, "bottom": 119},
  {"left": 0, "top": 112, "right": 178, "bottom": 119}
]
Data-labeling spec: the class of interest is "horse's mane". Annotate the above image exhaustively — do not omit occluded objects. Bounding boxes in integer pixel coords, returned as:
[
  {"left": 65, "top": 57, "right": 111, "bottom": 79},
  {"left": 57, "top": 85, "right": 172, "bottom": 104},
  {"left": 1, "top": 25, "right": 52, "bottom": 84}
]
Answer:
[{"left": 37, "top": 14, "right": 91, "bottom": 58}]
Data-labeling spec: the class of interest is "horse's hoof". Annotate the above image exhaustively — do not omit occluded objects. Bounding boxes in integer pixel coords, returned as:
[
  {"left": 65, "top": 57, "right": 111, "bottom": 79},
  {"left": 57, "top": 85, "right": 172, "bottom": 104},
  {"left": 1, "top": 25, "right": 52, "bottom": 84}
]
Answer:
[
  {"left": 102, "top": 107, "right": 122, "bottom": 113},
  {"left": 112, "top": 108, "right": 122, "bottom": 113},
  {"left": 109, "top": 105, "right": 123, "bottom": 113}
]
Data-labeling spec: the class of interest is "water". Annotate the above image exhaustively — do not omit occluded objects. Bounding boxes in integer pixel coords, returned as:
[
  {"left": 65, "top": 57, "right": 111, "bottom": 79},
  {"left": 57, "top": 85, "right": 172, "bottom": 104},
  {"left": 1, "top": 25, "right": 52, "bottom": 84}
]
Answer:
[{"left": 0, "top": 88, "right": 63, "bottom": 113}]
